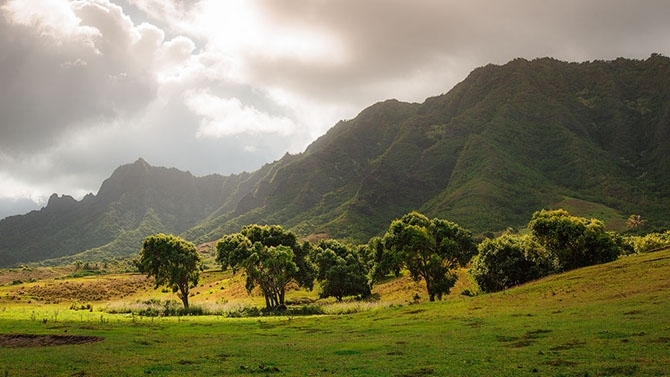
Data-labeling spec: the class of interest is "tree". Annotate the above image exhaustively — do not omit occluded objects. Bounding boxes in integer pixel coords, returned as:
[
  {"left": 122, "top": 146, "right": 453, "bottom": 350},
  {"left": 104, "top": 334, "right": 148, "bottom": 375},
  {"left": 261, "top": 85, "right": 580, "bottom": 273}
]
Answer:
[
  {"left": 137, "top": 233, "right": 201, "bottom": 310},
  {"left": 216, "top": 225, "right": 314, "bottom": 310},
  {"left": 469, "top": 234, "right": 553, "bottom": 293},
  {"left": 367, "top": 236, "right": 402, "bottom": 282},
  {"left": 382, "top": 212, "right": 476, "bottom": 301},
  {"left": 626, "top": 214, "right": 646, "bottom": 229},
  {"left": 311, "top": 239, "right": 371, "bottom": 301},
  {"left": 528, "top": 209, "right": 621, "bottom": 271}
]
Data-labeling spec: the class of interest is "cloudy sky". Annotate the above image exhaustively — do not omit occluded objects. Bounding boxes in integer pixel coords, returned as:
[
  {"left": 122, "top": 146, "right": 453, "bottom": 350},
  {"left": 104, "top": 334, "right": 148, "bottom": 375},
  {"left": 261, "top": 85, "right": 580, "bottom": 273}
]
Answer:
[{"left": 1, "top": 0, "right": 668, "bottom": 219}]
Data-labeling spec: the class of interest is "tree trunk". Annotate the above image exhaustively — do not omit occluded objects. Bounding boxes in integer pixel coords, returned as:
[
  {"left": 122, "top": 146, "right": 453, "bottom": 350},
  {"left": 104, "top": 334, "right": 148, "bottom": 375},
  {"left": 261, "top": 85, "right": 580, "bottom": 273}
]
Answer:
[
  {"left": 180, "top": 291, "right": 189, "bottom": 310},
  {"left": 425, "top": 274, "right": 435, "bottom": 302},
  {"left": 279, "top": 287, "right": 286, "bottom": 307}
]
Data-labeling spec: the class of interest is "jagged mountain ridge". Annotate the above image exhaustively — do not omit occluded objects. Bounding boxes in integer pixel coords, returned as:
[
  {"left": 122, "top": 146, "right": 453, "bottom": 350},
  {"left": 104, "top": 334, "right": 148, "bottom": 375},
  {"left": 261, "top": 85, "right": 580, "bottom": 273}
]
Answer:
[
  {"left": 0, "top": 158, "right": 248, "bottom": 266},
  {"left": 187, "top": 55, "right": 670, "bottom": 243},
  {"left": 1, "top": 55, "right": 669, "bottom": 266}
]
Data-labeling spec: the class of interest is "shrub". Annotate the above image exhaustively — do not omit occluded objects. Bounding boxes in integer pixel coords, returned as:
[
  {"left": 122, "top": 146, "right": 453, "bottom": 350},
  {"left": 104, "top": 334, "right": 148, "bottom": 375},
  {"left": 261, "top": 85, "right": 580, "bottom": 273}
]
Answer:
[
  {"left": 470, "top": 234, "right": 553, "bottom": 293},
  {"left": 627, "top": 231, "right": 670, "bottom": 253},
  {"left": 528, "top": 209, "right": 621, "bottom": 271}
]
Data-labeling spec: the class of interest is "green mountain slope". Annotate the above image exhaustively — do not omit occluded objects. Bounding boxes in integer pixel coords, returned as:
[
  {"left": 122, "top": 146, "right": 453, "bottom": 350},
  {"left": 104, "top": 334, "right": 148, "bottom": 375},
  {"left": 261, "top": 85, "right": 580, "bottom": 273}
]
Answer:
[
  {"left": 190, "top": 55, "right": 670, "bottom": 243},
  {"left": 0, "top": 158, "right": 246, "bottom": 266},
  {"left": 1, "top": 55, "right": 669, "bottom": 266}
]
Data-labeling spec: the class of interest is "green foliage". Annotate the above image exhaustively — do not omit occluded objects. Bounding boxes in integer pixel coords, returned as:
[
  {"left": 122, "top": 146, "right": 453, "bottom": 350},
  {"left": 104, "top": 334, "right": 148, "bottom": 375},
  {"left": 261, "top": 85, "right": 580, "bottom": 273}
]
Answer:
[
  {"left": 528, "top": 209, "right": 621, "bottom": 271},
  {"left": 470, "top": 234, "right": 553, "bottom": 293},
  {"left": 367, "top": 236, "right": 402, "bottom": 282},
  {"left": 626, "top": 231, "right": 670, "bottom": 253},
  {"left": 470, "top": 208, "right": 630, "bottom": 292},
  {"left": 382, "top": 211, "right": 476, "bottom": 301},
  {"left": 137, "top": 233, "right": 201, "bottom": 309},
  {"left": 311, "top": 239, "right": 371, "bottom": 301},
  {"left": 190, "top": 55, "right": 670, "bottom": 244},
  {"left": 0, "top": 159, "right": 238, "bottom": 267},
  {"left": 215, "top": 225, "right": 315, "bottom": 309}
]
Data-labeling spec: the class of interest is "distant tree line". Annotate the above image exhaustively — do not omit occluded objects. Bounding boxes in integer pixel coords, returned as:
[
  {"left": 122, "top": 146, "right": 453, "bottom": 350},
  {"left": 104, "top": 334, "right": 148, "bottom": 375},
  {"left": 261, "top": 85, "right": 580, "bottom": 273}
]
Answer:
[{"left": 137, "top": 209, "right": 670, "bottom": 310}]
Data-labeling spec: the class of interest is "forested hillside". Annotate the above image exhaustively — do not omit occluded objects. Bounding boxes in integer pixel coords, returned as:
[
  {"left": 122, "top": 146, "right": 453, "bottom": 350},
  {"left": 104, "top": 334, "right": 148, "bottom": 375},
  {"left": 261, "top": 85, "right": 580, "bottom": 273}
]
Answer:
[
  {"left": 188, "top": 54, "right": 670, "bottom": 243},
  {"left": 0, "top": 159, "right": 246, "bottom": 266},
  {"left": 1, "top": 55, "right": 669, "bottom": 266}
]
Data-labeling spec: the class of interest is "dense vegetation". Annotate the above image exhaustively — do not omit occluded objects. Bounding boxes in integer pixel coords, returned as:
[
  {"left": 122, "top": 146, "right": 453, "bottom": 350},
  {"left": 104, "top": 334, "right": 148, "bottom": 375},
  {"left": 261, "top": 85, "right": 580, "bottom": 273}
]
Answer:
[
  {"left": 136, "top": 207, "right": 668, "bottom": 311},
  {"left": 470, "top": 209, "right": 626, "bottom": 293},
  {"left": 1, "top": 55, "right": 670, "bottom": 268}
]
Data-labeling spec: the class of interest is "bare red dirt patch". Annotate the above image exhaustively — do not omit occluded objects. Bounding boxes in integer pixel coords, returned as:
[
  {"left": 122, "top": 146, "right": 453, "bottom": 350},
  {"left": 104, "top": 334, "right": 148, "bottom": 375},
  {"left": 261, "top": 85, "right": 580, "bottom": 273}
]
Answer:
[{"left": 0, "top": 334, "right": 104, "bottom": 347}]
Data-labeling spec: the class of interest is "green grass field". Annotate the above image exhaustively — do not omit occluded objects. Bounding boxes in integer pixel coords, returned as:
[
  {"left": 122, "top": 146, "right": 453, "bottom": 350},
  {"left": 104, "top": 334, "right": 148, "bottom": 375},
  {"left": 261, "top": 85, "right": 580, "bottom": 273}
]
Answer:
[{"left": 0, "top": 249, "right": 668, "bottom": 376}]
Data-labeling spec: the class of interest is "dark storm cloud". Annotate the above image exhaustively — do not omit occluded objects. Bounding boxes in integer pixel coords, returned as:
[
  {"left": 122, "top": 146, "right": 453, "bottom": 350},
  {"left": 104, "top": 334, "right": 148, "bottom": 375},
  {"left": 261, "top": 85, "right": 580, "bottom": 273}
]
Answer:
[
  {"left": 0, "top": 2, "right": 157, "bottom": 154},
  {"left": 251, "top": 0, "right": 670, "bottom": 104}
]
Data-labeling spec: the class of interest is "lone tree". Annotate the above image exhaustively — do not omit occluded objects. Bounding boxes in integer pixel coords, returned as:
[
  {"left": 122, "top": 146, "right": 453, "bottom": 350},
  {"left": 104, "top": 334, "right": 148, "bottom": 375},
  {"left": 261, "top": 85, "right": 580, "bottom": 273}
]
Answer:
[
  {"left": 137, "top": 233, "right": 201, "bottom": 310},
  {"left": 216, "top": 225, "right": 314, "bottom": 310},
  {"left": 382, "top": 212, "right": 476, "bottom": 301},
  {"left": 311, "top": 239, "right": 371, "bottom": 301},
  {"left": 626, "top": 214, "right": 646, "bottom": 229}
]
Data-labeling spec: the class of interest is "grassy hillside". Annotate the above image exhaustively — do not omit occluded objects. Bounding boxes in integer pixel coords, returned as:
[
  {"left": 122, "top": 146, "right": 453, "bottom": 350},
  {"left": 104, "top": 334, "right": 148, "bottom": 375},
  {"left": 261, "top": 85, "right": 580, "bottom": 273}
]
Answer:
[{"left": 0, "top": 249, "right": 667, "bottom": 376}]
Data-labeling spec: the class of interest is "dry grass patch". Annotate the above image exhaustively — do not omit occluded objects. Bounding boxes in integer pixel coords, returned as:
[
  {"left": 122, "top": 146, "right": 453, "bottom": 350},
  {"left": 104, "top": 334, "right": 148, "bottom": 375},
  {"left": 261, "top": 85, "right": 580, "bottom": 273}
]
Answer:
[
  {"left": 21, "top": 275, "right": 149, "bottom": 303},
  {"left": 0, "top": 266, "right": 68, "bottom": 285}
]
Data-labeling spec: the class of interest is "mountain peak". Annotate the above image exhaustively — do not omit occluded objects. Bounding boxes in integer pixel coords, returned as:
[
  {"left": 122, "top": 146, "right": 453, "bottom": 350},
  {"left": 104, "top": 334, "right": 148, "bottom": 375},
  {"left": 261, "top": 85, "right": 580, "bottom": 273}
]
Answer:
[
  {"left": 45, "top": 194, "right": 77, "bottom": 212},
  {"left": 133, "top": 157, "right": 150, "bottom": 167}
]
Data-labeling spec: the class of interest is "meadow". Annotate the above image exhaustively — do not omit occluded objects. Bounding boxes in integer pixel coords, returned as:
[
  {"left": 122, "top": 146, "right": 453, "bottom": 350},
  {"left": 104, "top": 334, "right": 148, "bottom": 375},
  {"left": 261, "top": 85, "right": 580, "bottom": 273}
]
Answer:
[{"left": 0, "top": 249, "right": 668, "bottom": 376}]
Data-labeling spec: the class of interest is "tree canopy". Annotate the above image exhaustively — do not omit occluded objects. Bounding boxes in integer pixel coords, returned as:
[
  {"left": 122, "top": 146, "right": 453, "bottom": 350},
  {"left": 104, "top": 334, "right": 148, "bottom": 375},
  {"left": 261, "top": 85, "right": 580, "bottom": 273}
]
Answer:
[
  {"left": 216, "top": 224, "right": 314, "bottom": 310},
  {"left": 137, "top": 233, "right": 201, "bottom": 309},
  {"left": 311, "top": 239, "right": 371, "bottom": 301},
  {"left": 470, "top": 209, "right": 626, "bottom": 293},
  {"left": 382, "top": 212, "right": 476, "bottom": 301},
  {"left": 528, "top": 209, "right": 621, "bottom": 271},
  {"left": 469, "top": 233, "right": 552, "bottom": 293}
]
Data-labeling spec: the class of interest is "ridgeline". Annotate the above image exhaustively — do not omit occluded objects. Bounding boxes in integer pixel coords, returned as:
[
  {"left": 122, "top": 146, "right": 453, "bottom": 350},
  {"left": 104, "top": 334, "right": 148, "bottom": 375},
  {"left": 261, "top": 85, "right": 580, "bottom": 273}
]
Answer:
[{"left": 1, "top": 55, "right": 669, "bottom": 266}]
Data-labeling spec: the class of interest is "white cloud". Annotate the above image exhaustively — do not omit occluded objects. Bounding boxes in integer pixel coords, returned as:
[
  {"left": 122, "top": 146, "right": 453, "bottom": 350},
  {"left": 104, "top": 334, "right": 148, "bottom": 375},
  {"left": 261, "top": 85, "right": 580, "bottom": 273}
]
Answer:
[
  {"left": 2, "top": 0, "right": 102, "bottom": 52},
  {"left": 185, "top": 90, "right": 296, "bottom": 138}
]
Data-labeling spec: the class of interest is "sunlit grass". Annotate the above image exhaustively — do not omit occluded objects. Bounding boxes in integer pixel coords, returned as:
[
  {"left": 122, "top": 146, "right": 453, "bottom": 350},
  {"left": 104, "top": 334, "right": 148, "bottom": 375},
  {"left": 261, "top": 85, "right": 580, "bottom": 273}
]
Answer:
[{"left": 0, "top": 249, "right": 667, "bottom": 376}]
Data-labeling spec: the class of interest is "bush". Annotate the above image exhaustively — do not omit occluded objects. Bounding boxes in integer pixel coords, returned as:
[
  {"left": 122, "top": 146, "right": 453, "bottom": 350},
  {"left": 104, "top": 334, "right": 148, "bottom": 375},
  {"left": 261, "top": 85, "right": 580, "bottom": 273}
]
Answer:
[
  {"left": 528, "top": 209, "right": 621, "bottom": 271},
  {"left": 287, "top": 305, "right": 325, "bottom": 315},
  {"left": 470, "top": 234, "right": 553, "bottom": 293},
  {"left": 225, "top": 306, "right": 263, "bottom": 318},
  {"left": 627, "top": 231, "right": 670, "bottom": 253}
]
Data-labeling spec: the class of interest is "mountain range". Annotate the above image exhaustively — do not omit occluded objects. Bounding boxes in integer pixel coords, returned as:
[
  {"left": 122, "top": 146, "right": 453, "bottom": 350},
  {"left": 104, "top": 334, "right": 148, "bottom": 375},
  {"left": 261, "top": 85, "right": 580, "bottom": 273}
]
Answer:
[{"left": 1, "top": 54, "right": 669, "bottom": 267}]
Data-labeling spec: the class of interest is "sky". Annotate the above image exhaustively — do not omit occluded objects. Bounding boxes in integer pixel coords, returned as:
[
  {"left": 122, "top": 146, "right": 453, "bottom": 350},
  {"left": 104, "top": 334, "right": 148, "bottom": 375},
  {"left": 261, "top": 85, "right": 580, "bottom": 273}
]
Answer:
[{"left": 1, "top": 0, "right": 669, "bottom": 220}]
